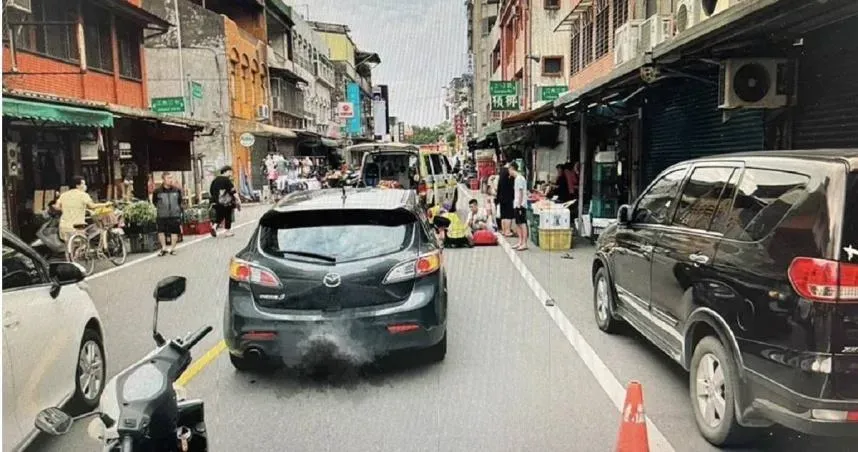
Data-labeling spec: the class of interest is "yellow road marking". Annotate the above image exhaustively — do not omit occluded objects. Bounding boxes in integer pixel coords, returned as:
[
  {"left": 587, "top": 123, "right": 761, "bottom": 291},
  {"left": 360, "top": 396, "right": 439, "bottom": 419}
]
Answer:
[{"left": 176, "top": 339, "right": 227, "bottom": 386}]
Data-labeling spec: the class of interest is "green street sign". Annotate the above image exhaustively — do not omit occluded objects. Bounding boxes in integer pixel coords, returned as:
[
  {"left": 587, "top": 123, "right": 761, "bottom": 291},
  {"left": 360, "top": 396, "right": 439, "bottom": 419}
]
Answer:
[
  {"left": 540, "top": 85, "right": 567, "bottom": 102},
  {"left": 151, "top": 97, "right": 185, "bottom": 113},
  {"left": 191, "top": 82, "right": 203, "bottom": 99},
  {"left": 489, "top": 81, "right": 519, "bottom": 111}
]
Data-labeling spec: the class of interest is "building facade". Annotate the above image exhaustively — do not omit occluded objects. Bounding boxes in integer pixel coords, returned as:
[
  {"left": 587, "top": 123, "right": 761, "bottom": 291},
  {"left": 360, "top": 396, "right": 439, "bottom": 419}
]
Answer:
[{"left": 2, "top": 0, "right": 202, "bottom": 239}]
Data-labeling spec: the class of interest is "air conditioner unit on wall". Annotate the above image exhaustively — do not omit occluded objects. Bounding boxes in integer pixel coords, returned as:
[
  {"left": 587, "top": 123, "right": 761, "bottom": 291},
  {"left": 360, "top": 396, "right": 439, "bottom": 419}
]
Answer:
[
  {"left": 640, "top": 16, "right": 672, "bottom": 52},
  {"left": 7, "top": 0, "right": 32, "bottom": 13},
  {"left": 257, "top": 104, "right": 270, "bottom": 120},
  {"left": 719, "top": 58, "right": 794, "bottom": 109},
  {"left": 702, "top": 0, "right": 747, "bottom": 18},
  {"left": 674, "top": 0, "right": 707, "bottom": 34},
  {"left": 613, "top": 20, "right": 644, "bottom": 67}
]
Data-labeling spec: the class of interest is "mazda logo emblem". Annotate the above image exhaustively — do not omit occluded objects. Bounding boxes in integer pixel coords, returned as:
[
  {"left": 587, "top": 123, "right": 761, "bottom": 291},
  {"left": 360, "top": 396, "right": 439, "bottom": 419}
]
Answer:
[{"left": 322, "top": 273, "right": 341, "bottom": 288}]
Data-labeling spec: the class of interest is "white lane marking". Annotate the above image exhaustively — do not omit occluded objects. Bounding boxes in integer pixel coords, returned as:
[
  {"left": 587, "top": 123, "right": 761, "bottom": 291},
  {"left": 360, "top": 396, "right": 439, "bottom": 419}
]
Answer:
[
  {"left": 458, "top": 186, "right": 675, "bottom": 452},
  {"left": 87, "top": 216, "right": 259, "bottom": 281}
]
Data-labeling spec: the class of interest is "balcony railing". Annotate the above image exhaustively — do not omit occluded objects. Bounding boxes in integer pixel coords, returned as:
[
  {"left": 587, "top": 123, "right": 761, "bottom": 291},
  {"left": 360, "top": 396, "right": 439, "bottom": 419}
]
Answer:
[{"left": 267, "top": 46, "right": 293, "bottom": 72}]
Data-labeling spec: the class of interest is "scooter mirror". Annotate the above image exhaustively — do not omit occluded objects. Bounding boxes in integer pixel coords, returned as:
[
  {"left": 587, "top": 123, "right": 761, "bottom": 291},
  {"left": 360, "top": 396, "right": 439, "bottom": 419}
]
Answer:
[
  {"left": 154, "top": 276, "right": 187, "bottom": 302},
  {"left": 34, "top": 407, "right": 73, "bottom": 436}
]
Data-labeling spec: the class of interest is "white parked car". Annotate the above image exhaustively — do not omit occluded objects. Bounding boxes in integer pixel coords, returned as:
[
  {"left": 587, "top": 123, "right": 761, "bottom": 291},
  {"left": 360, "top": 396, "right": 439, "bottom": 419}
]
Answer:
[{"left": 2, "top": 231, "right": 106, "bottom": 451}]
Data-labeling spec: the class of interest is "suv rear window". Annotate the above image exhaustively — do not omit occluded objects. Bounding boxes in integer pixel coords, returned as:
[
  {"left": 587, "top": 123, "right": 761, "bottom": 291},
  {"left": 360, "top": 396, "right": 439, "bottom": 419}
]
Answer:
[
  {"left": 718, "top": 168, "right": 810, "bottom": 242},
  {"left": 258, "top": 209, "right": 420, "bottom": 262},
  {"left": 842, "top": 172, "right": 858, "bottom": 262}
]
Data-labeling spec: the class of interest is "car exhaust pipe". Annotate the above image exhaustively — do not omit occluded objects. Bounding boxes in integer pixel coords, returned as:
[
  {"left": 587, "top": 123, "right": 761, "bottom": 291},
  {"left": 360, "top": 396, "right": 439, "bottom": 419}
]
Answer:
[{"left": 245, "top": 347, "right": 265, "bottom": 361}]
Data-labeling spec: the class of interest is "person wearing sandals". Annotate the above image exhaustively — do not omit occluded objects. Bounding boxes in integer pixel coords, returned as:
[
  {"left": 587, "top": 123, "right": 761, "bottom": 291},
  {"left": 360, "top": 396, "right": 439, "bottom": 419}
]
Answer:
[{"left": 151, "top": 172, "right": 184, "bottom": 256}]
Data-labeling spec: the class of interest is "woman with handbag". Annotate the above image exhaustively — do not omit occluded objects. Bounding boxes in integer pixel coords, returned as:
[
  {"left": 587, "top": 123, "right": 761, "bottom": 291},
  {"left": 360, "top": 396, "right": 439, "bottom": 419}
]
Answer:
[{"left": 209, "top": 166, "right": 240, "bottom": 237}]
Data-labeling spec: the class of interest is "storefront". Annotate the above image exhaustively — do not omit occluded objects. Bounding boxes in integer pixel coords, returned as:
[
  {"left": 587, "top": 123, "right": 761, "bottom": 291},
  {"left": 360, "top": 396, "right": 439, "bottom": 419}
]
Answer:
[
  {"left": 2, "top": 96, "right": 114, "bottom": 239},
  {"left": 792, "top": 18, "right": 858, "bottom": 149},
  {"left": 249, "top": 124, "right": 298, "bottom": 189}
]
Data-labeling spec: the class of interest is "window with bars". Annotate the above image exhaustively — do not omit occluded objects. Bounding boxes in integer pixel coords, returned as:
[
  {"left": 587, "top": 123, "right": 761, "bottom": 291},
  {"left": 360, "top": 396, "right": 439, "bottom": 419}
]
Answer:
[
  {"left": 582, "top": 16, "right": 594, "bottom": 66},
  {"left": 570, "top": 28, "right": 581, "bottom": 75},
  {"left": 83, "top": 5, "right": 114, "bottom": 73},
  {"left": 117, "top": 22, "right": 142, "bottom": 80},
  {"left": 613, "top": 0, "right": 629, "bottom": 32},
  {"left": 595, "top": 4, "right": 610, "bottom": 58},
  {"left": 544, "top": 0, "right": 560, "bottom": 9}
]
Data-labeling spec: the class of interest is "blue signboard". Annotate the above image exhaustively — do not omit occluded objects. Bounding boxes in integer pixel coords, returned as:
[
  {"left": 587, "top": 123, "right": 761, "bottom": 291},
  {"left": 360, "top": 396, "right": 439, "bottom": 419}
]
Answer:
[{"left": 346, "top": 82, "right": 362, "bottom": 136}]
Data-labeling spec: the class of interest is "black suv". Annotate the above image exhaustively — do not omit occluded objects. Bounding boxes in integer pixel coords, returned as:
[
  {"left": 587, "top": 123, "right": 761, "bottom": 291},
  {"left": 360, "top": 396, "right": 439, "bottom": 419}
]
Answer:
[
  {"left": 225, "top": 188, "right": 448, "bottom": 370},
  {"left": 592, "top": 150, "right": 858, "bottom": 446}
]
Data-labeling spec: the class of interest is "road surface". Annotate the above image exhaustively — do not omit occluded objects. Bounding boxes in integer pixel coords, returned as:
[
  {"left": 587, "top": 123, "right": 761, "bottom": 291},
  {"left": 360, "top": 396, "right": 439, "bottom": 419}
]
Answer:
[{"left": 29, "top": 197, "right": 856, "bottom": 452}]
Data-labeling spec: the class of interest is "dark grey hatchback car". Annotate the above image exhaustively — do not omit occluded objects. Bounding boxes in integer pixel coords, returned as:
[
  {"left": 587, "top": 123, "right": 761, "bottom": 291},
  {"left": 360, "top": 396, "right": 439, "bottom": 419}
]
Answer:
[
  {"left": 593, "top": 150, "right": 858, "bottom": 446},
  {"left": 224, "top": 188, "right": 448, "bottom": 371}
]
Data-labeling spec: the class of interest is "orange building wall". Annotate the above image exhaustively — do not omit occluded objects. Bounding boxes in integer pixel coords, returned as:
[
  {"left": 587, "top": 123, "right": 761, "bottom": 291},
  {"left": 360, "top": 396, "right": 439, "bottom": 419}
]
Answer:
[
  {"left": 569, "top": 54, "right": 614, "bottom": 91},
  {"left": 224, "top": 16, "right": 268, "bottom": 184}
]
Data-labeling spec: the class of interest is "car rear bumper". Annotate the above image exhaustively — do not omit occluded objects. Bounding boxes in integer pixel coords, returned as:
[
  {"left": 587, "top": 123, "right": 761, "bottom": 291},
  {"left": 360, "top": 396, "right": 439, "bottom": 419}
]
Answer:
[
  {"left": 224, "top": 275, "right": 447, "bottom": 366},
  {"left": 747, "top": 370, "right": 858, "bottom": 437}
]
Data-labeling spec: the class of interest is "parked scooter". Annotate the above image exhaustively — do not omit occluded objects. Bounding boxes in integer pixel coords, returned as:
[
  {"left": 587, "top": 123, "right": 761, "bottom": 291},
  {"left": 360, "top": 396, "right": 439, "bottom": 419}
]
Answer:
[
  {"left": 31, "top": 201, "right": 67, "bottom": 261},
  {"left": 34, "top": 276, "right": 212, "bottom": 451}
]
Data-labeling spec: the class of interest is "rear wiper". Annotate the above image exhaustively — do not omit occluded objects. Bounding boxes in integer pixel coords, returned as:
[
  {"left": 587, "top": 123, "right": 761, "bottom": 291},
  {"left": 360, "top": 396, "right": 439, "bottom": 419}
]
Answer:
[{"left": 279, "top": 250, "right": 337, "bottom": 262}]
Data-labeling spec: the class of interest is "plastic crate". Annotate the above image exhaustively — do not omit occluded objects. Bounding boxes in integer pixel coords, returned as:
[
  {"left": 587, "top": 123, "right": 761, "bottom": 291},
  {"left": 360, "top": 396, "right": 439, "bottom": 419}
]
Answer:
[
  {"left": 182, "top": 220, "right": 212, "bottom": 236},
  {"left": 538, "top": 228, "right": 573, "bottom": 251},
  {"left": 127, "top": 232, "right": 160, "bottom": 253}
]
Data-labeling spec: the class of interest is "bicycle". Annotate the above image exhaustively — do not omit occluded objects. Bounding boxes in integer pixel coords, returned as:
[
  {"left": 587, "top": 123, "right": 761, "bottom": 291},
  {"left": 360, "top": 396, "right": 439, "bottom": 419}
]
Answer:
[{"left": 66, "top": 205, "right": 128, "bottom": 276}]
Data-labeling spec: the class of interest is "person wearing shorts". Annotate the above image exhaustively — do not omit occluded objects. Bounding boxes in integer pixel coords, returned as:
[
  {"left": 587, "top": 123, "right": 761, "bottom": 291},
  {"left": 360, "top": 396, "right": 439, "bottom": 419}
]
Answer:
[
  {"left": 151, "top": 172, "right": 184, "bottom": 256},
  {"left": 509, "top": 162, "right": 529, "bottom": 251}
]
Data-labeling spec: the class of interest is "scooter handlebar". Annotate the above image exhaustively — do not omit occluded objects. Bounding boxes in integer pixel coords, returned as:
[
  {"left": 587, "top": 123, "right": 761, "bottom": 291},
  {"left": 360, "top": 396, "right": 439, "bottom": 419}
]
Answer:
[{"left": 180, "top": 325, "right": 213, "bottom": 351}]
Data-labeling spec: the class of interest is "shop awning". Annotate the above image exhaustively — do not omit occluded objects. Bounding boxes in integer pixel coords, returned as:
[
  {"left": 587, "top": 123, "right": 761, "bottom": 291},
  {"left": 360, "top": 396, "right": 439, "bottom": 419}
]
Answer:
[
  {"left": 2, "top": 97, "right": 114, "bottom": 128},
  {"left": 554, "top": 0, "right": 593, "bottom": 32},
  {"left": 321, "top": 137, "right": 339, "bottom": 147},
  {"left": 502, "top": 102, "right": 555, "bottom": 127},
  {"left": 255, "top": 123, "right": 297, "bottom": 138}
]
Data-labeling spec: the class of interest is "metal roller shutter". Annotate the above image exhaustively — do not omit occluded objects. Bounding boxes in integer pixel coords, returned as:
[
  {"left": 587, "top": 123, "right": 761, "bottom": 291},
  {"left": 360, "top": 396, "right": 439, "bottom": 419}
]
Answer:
[
  {"left": 643, "top": 76, "right": 765, "bottom": 184},
  {"left": 793, "top": 21, "right": 858, "bottom": 149}
]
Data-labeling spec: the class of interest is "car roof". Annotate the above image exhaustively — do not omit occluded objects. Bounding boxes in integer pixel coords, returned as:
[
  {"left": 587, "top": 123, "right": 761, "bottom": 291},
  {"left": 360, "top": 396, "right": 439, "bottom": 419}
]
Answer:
[
  {"left": 347, "top": 142, "right": 419, "bottom": 153},
  {"left": 685, "top": 149, "right": 858, "bottom": 171},
  {"left": 269, "top": 188, "right": 417, "bottom": 214}
]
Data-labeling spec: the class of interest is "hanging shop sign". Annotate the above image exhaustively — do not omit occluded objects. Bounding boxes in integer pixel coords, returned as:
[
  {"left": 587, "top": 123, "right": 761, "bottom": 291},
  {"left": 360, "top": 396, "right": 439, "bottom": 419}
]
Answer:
[
  {"left": 239, "top": 132, "right": 256, "bottom": 148},
  {"left": 490, "top": 81, "right": 520, "bottom": 111}
]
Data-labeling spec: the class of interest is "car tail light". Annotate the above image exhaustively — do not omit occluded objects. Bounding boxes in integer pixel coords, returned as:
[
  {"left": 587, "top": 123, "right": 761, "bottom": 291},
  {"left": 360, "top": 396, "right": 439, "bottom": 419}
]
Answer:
[
  {"left": 788, "top": 257, "right": 858, "bottom": 303},
  {"left": 387, "top": 324, "right": 420, "bottom": 334},
  {"left": 383, "top": 250, "right": 442, "bottom": 284},
  {"left": 229, "top": 258, "right": 282, "bottom": 288}
]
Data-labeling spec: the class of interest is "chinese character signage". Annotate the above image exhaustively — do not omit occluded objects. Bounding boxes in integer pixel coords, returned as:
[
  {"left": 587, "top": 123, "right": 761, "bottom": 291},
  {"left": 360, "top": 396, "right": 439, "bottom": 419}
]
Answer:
[
  {"left": 490, "top": 81, "right": 520, "bottom": 111},
  {"left": 346, "top": 82, "right": 363, "bottom": 136},
  {"left": 540, "top": 85, "right": 568, "bottom": 102}
]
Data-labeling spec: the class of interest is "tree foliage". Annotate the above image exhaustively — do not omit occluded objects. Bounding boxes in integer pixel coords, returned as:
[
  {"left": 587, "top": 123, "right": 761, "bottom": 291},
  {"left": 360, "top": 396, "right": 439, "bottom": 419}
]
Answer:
[{"left": 405, "top": 123, "right": 451, "bottom": 145}]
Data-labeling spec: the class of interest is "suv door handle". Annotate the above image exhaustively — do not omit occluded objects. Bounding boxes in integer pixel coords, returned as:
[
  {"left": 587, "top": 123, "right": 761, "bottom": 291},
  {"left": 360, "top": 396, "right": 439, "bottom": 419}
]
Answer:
[{"left": 689, "top": 253, "right": 710, "bottom": 265}]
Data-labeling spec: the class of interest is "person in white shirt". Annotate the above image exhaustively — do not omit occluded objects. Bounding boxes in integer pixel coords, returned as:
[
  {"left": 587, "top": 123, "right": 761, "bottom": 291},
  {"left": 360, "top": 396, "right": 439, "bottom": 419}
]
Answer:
[{"left": 509, "top": 162, "right": 529, "bottom": 250}]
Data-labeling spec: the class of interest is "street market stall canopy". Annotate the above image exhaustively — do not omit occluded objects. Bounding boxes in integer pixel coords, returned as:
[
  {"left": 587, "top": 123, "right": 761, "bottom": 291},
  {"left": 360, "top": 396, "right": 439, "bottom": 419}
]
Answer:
[
  {"left": 2, "top": 97, "right": 114, "bottom": 128},
  {"left": 501, "top": 102, "right": 555, "bottom": 128}
]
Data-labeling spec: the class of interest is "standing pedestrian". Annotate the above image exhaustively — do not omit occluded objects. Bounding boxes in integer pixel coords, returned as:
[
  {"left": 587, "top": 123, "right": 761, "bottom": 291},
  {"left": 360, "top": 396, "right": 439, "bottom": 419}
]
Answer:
[
  {"left": 496, "top": 165, "right": 515, "bottom": 237},
  {"left": 209, "top": 166, "right": 239, "bottom": 237},
  {"left": 509, "top": 162, "right": 529, "bottom": 251},
  {"left": 150, "top": 172, "right": 183, "bottom": 256}
]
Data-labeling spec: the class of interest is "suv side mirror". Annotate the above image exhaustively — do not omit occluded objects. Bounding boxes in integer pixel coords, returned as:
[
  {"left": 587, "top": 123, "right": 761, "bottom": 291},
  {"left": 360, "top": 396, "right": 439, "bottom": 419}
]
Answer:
[
  {"left": 617, "top": 204, "right": 633, "bottom": 225},
  {"left": 49, "top": 262, "right": 86, "bottom": 285}
]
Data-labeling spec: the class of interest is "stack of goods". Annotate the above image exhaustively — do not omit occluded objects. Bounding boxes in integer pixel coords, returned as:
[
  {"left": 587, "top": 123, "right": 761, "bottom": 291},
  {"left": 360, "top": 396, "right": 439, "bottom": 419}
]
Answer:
[
  {"left": 378, "top": 180, "right": 403, "bottom": 189},
  {"left": 530, "top": 199, "right": 574, "bottom": 251}
]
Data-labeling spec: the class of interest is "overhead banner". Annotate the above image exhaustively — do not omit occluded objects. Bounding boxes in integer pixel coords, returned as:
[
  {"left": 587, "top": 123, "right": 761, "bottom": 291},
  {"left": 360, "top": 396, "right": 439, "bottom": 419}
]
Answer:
[{"left": 372, "top": 86, "right": 387, "bottom": 138}]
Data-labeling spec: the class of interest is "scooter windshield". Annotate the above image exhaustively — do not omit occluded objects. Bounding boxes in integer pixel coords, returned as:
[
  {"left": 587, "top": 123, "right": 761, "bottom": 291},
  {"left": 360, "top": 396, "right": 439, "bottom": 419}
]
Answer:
[{"left": 121, "top": 363, "right": 167, "bottom": 402}]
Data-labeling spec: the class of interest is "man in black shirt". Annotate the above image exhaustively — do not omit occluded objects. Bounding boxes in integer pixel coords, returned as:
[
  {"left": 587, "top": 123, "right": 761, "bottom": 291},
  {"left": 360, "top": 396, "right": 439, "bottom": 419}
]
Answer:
[
  {"left": 151, "top": 172, "right": 184, "bottom": 255},
  {"left": 209, "top": 165, "right": 239, "bottom": 237}
]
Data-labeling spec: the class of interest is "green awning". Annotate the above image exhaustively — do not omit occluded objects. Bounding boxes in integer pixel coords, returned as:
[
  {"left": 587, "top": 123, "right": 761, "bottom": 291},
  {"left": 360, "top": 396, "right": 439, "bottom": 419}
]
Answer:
[{"left": 2, "top": 97, "right": 114, "bottom": 128}]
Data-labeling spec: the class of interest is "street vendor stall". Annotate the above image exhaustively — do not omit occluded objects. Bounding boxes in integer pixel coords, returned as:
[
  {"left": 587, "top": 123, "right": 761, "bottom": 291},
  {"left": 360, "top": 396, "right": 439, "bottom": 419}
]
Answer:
[{"left": 527, "top": 194, "right": 575, "bottom": 251}]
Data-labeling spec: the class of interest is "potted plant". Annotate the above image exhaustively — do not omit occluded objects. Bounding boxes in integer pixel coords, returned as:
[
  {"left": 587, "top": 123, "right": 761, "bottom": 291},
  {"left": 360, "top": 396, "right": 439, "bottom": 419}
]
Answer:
[{"left": 122, "top": 201, "right": 159, "bottom": 253}]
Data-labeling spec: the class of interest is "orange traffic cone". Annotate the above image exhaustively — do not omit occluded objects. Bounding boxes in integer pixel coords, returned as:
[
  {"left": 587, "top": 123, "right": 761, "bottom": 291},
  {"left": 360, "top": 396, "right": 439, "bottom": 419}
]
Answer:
[{"left": 616, "top": 381, "right": 650, "bottom": 452}]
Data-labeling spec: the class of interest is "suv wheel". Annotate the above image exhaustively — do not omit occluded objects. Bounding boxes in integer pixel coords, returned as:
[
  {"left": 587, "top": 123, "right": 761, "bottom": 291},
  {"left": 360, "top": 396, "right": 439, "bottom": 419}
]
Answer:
[
  {"left": 689, "top": 336, "right": 754, "bottom": 446},
  {"left": 593, "top": 267, "right": 621, "bottom": 333}
]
